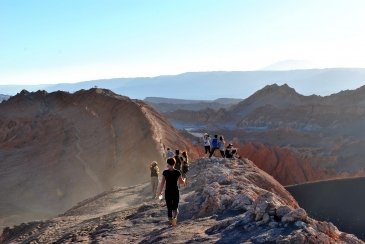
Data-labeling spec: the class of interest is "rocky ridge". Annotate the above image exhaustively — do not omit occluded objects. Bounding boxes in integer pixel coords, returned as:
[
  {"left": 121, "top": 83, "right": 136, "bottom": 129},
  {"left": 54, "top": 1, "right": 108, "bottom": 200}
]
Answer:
[{"left": 1, "top": 157, "right": 362, "bottom": 243}]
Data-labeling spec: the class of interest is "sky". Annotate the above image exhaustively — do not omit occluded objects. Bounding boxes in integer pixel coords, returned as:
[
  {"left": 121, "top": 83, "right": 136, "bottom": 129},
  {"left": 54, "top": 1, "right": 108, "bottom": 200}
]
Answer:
[{"left": 1, "top": 0, "right": 365, "bottom": 85}]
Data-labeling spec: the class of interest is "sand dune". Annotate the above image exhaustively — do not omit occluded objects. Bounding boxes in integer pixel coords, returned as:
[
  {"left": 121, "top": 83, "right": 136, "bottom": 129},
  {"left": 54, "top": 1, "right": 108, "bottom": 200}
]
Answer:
[{"left": 286, "top": 177, "right": 365, "bottom": 240}]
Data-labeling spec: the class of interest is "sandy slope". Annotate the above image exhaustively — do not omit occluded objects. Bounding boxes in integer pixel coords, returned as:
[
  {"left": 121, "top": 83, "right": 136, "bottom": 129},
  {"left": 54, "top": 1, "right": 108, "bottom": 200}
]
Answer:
[
  {"left": 0, "top": 88, "right": 195, "bottom": 231},
  {"left": 287, "top": 177, "right": 365, "bottom": 240}
]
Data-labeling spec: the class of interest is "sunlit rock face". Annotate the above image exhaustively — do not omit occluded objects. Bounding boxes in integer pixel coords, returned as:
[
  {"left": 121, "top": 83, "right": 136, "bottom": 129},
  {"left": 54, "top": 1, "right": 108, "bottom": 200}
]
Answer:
[{"left": 0, "top": 88, "right": 196, "bottom": 230}]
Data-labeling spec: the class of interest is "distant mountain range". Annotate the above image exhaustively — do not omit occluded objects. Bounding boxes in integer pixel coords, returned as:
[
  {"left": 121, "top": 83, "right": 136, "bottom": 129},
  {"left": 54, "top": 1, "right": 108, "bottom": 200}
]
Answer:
[
  {"left": 1, "top": 68, "right": 365, "bottom": 99},
  {"left": 261, "top": 60, "right": 315, "bottom": 71},
  {"left": 0, "top": 94, "right": 9, "bottom": 102}
]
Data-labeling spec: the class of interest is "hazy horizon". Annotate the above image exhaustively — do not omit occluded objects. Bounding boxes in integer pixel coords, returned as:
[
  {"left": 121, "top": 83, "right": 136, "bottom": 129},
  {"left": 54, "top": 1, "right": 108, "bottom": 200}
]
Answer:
[
  {"left": 1, "top": 1, "right": 365, "bottom": 85},
  {"left": 1, "top": 69, "right": 365, "bottom": 100}
]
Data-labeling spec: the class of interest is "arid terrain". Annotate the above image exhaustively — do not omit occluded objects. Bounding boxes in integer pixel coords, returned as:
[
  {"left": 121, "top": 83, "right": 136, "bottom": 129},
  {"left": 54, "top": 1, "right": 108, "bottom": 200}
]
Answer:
[
  {"left": 2, "top": 85, "right": 365, "bottom": 243},
  {"left": 158, "top": 84, "right": 365, "bottom": 185},
  {"left": 0, "top": 88, "right": 197, "bottom": 231},
  {"left": 1, "top": 157, "right": 362, "bottom": 243}
]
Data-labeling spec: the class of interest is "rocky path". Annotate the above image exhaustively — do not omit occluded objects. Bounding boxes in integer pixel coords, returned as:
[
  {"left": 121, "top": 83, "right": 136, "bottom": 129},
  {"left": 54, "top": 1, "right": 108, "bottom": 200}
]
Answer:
[{"left": 1, "top": 158, "right": 363, "bottom": 243}]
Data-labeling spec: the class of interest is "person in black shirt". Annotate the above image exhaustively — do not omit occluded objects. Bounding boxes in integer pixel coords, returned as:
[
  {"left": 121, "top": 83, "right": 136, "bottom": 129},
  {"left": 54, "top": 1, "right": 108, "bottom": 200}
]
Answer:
[
  {"left": 174, "top": 149, "right": 183, "bottom": 171},
  {"left": 157, "top": 157, "right": 186, "bottom": 226}
]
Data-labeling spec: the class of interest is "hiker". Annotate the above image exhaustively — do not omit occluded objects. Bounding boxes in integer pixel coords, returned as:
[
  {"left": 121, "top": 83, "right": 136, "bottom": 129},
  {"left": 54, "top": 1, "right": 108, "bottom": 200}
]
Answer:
[
  {"left": 209, "top": 135, "right": 220, "bottom": 158},
  {"left": 225, "top": 144, "right": 238, "bottom": 159},
  {"left": 166, "top": 148, "right": 175, "bottom": 159},
  {"left": 181, "top": 151, "right": 189, "bottom": 179},
  {"left": 203, "top": 133, "right": 211, "bottom": 155},
  {"left": 174, "top": 149, "right": 183, "bottom": 171},
  {"left": 150, "top": 161, "right": 159, "bottom": 198},
  {"left": 219, "top": 135, "right": 226, "bottom": 158},
  {"left": 157, "top": 157, "right": 186, "bottom": 226}
]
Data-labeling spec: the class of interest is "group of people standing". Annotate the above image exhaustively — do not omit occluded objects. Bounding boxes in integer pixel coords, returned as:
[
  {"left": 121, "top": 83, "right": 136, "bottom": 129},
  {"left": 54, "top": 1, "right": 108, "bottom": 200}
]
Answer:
[
  {"left": 150, "top": 134, "right": 238, "bottom": 227},
  {"left": 149, "top": 148, "right": 190, "bottom": 226},
  {"left": 203, "top": 133, "right": 238, "bottom": 159}
]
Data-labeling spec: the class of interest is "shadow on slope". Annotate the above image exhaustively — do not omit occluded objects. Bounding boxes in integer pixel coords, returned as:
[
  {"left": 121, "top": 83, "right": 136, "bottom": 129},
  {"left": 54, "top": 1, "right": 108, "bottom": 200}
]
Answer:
[{"left": 286, "top": 177, "right": 365, "bottom": 240}]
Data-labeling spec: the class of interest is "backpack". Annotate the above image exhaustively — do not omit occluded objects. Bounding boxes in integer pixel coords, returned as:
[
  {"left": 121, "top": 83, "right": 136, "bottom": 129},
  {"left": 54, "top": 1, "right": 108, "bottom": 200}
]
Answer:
[
  {"left": 211, "top": 138, "right": 219, "bottom": 148},
  {"left": 151, "top": 166, "right": 158, "bottom": 176},
  {"left": 174, "top": 155, "right": 182, "bottom": 171}
]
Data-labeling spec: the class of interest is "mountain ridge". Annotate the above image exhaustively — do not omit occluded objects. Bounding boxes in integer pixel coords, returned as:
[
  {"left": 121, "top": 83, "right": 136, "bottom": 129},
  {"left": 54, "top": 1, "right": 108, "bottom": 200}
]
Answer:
[
  {"left": 2, "top": 68, "right": 365, "bottom": 99},
  {"left": 163, "top": 84, "right": 365, "bottom": 185}
]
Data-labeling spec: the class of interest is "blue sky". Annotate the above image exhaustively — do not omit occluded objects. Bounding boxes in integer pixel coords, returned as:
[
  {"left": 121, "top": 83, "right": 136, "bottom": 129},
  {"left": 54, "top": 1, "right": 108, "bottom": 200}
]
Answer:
[{"left": 1, "top": 0, "right": 365, "bottom": 84}]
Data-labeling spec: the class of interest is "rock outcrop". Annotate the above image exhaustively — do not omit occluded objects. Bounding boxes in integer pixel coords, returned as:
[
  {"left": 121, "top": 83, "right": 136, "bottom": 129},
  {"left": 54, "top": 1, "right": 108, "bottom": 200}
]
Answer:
[
  {"left": 237, "top": 143, "right": 338, "bottom": 185},
  {"left": 1, "top": 158, "right": 362, "bottom": 243},
  {"left": 0, "top": 88, "right": 196, "bottom": 231}
]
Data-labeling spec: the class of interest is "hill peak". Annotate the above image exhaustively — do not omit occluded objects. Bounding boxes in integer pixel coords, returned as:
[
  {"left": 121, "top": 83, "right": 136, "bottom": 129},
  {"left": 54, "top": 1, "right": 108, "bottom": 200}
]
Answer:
[
  {"left": 5, "top": 88, "right": 132, "bottom": 106},
  {"left": 258, "top": 83, "right": 300, "bottom": 96}
]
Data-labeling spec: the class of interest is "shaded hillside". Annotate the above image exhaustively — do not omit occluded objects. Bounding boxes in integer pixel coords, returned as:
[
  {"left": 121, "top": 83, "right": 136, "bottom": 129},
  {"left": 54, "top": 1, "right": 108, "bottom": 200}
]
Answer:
[
  {"left": 144, "top": 97, "right": 242, "bottom": 105},
  {"left": 237, "top": 143, "right": 339, "bottom": 185},
  {"left": 1, "top": 158, "right": 362, "bottom": 243},
  {"left": 287, "top": 177, "right": 365, "bottom": 240},
  {"left": 144, "top": 97, "right": 242, "bottom": 113},
  {"left": 166, "top": 83, "right": 365, "bottom": 131},
  {"left": 0, "top": 88, "right": 196, "bottom": 231},
  {"left": 165, "top": 84, "right": 365, "bottom": 180}
]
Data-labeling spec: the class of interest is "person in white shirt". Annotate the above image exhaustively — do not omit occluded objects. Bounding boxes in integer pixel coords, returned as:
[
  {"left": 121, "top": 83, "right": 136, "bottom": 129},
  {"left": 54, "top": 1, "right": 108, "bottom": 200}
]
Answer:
[
  {"left": 203, "top": 133, "right": 211, "bottom": 155},
  {"left": 166, "top": 148, "right": 175, "bottom": 159},
  {"left": 219, "top": 135, "right": 226, "bottom": 158}
]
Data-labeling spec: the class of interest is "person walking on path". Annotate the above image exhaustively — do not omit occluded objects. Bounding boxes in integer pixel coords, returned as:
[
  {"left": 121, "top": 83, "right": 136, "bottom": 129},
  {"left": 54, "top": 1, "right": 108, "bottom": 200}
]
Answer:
[
  {"left": 150, "top": 161, "right": 159, "bottom": 199},
  {"left": 174, "top": 149, "right": 183, "bottom": 171},
  {"left": 181, "top": 151, "right": 189, "bottom": 185},
  {"left": 157, "top": 157, "right": 186, "bottom": 226},
  {"left": 219, "top": 135, "right": 226, "bottom": 158},
  {"left": 203, "top": 133, "right": 211, "bottom": 155}
]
